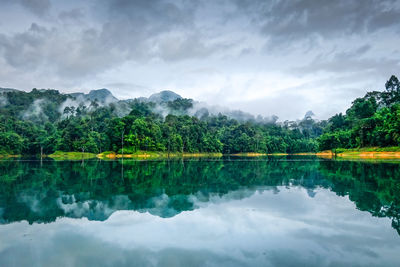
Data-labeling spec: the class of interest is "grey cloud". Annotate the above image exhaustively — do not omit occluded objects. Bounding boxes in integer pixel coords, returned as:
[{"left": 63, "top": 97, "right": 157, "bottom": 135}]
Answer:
[
  {"left": 293, "top": 45, "right": 400, "bottom": 77},
  {"left": 0, "top": 0, "right": 399, "bottom": 119},
  {"left": 154, "top": 33, "right": 217, "bottom": 62},
  {"left": 19, "top": 0, "right": 51, "bottom": 16},
  {"left": 367, "top": 4, "right": 400, "bottom": 32},
  {"left": 0, "top": 0, "right": 230, "bottom": 83},
  {"left": 0, "top": 23, "right": 126, "bottom": 80},
  {"left": 237, "top": 0, "right": 400, "bottom": 45},
  {"left": 98, "top": 0, "right": 194, "bottom": 49},
  {"left": 58, "top": 8, "right": 85, "bottom": 22},
  {"left": 97, "top": 0, "right": 222, "bottom": 61},
  {"left": 0, "top": 23, "right": 49, "bottom": 70},
  {"left": 104, "top": 0, "right": 194, "bottom": 26}
]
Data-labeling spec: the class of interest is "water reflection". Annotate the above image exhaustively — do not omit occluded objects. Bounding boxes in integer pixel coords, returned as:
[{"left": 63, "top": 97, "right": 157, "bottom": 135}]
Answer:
[
  {"left": 0, "top": 158, "right": 400, "bottom": 266},
  {"left": 0, "top": 187, "right": 399, "bottom": 266},
  {"left": 0, "top": 158, "right": 399, "bottom": 235}
]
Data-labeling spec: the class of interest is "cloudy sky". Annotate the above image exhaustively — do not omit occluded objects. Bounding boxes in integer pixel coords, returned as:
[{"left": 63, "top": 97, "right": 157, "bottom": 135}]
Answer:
[{"left": 0, "top": 0, "right": 399, "bottom": 120}]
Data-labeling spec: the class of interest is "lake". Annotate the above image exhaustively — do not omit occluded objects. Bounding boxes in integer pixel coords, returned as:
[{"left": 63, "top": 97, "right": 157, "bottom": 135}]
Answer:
[{"left": 0, "top": 157, "right": 399, "bottom": 266}]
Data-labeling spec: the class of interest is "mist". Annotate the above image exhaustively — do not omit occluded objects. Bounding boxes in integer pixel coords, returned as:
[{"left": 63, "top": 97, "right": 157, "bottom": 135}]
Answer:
[
  {"left": 0, "top": 96, "right": 7, "bottom": 107},
  {"left": 22, "top": 98, "right": 48, "bottom": 122}
]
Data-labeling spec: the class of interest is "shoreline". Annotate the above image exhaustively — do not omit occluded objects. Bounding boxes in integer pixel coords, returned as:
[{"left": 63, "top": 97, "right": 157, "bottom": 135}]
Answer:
[
  {"left": 3, "top": 147, "right": 400, "bottom": 160},
  {"left": 97, "top": 151, "right": 223, "bottom": 160},
  {"left": 316, "top": 149, "right": 400, "bottom": 160}
]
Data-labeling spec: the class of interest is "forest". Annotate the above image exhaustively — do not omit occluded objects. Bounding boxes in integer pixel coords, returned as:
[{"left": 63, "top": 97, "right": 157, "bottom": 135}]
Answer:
[
  {"left": 318, "top": 75, "right": 400, "bottom": 150},
  {"left": 0, "top": 75, "right": 399, "bottom": 155}
]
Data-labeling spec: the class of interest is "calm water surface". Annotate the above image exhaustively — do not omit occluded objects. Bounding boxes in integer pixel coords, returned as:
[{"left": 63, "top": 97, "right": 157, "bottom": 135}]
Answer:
[{"left": 0, "top": 157, "right": 399, "bottom": 266}]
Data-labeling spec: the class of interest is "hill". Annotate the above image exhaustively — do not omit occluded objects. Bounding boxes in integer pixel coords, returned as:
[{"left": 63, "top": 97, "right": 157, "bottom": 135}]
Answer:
[
  {"left": 148, "top": 90, "right": 182, "bottom": 103},
  {"left": 70, "top": 88, "right": 118, "bottom": 104},
  {"left": 2, "top": 74, "right": 399, "bottom": 156},
  {"left": 0, "top": 86, "right": 321, "bottom": 155}
]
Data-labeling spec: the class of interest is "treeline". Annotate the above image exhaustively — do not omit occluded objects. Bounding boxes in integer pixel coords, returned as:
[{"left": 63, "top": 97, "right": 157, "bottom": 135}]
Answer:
[
  {"left": 318, "top": 75, "right": 400, "bottom": 150},
  {"left": 0, "top": 89, "right": 320, "bottom": 155},
  {"left": 1, "top": 74, "right": 399, "bottom": 155}
]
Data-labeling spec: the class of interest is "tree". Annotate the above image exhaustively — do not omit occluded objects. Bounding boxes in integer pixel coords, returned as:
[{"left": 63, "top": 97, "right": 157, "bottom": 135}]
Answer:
[{"left": 382, "top": 75, "right": 400, "bottom": 106}]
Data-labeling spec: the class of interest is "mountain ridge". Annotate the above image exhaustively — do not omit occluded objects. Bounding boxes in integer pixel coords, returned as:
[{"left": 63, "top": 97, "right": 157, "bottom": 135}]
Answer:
[{"left": 0, "top": 86, "right": 283, "bottom": 123}]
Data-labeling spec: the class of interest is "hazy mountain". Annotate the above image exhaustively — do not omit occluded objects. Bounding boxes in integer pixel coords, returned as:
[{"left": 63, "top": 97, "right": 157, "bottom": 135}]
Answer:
[
  {"left": 70, "top": 88, "right": 118, "bottom": 104},
  {"left": 0, "top": 86, "right": 280, "bottom": 123},
  {"left": 88, "top": 89, "right": 118, "bottom": 103},
  {"left": 0, "top": 87, "right": 19, "bottom": 93},
  {"left": 148, "top": 90, "right": 182, "bottom": 103},
  {"left": 0, "top": 85, "right": 325, "bottom": 155}
]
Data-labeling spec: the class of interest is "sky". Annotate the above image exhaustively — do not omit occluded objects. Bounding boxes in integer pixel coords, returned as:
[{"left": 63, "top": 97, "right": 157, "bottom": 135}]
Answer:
[{"left": 0, "top": 0, "right": 399, "bottom": 120}]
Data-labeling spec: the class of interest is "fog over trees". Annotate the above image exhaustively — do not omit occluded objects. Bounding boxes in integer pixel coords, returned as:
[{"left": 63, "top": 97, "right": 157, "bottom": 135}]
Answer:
[{"left": 0, "top": 75, "right": 399, "bottom": 155}]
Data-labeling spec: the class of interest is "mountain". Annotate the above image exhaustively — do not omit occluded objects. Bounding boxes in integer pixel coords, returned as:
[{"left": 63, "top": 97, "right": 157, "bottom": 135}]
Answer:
[
  {"left": 70, "top": 88, "right": 118, "bottom": 104},
  {"left": 87, "top": 89, "right": 118, "bottom": 103},
  {"left": 0, "top": 87, "right": 19, "bottom": 93},
  {"left": 148, "top": 90, "right": 182, "bottom": 103},
  {"left": 0, "top": 86, "right": 278, "bottom": 123},
  {"left": 0, "top": 84, "right": 323, "bottom": 156}
]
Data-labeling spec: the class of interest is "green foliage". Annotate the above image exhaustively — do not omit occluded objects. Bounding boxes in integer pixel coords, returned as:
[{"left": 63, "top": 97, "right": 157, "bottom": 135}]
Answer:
[
  {"left": 167, "top": 98, "right": 193, "bottom": 114},
  {"left": 0, "top": 86, "right": 330, "bottom": 155},
  {"left": 382, "top": 75, "right": 400, "bottom": 106},
  {"left": 4, "top": 75, "right": 400, "bottom": 155},
  {"left": 318, "top": 75, "right": 400, "bottom": 150},
  {"left": 48, "top": 151, "right": 96, "bottom": 160}
]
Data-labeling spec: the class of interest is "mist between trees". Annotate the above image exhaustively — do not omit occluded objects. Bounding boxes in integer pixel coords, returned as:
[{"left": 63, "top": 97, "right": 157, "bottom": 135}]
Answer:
[{"left": 0, "top": 75, "right": 399, "bottom": 155}]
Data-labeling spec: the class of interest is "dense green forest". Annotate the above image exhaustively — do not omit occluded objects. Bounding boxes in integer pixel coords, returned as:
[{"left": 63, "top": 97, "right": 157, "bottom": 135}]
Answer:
[
  {"left": 0, "top": 88, "right": 321, "bottom": 155},
  {"left": 318, "top": 75, "right": 400, "bottom": 150},
  {"left": 0, "top": 74, "right": 399, "bottom": 155}
]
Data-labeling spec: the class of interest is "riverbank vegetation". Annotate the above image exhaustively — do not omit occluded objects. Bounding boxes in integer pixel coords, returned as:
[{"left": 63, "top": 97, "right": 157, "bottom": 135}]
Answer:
[
  {"left": 0, "top": 75, "right": 399, "bottom": 157},
  {"left": 48, "top": 151, "right": 97, "bottom": 160},
  {"left": 318, "top": 75, "right": 400, "bottom": 151},
  {"left": 0, "top": 89, "right": 320, "bottom": 156}
]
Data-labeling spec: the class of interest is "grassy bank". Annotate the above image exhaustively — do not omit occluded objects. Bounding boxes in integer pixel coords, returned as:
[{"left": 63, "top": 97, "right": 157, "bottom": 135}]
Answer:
[
  {"left": 48, "top": 151, "right": 97, "bottom": 160},
  {"left": 231, "top": 153, "right": 267, "bottom": 157},
  {"left": 234, "top": 148, "right": 400, "bottom": 160},
  {"left": 39, "top": 147, "right": 400, "bottom": 161},
  {"left": 317, "top": 147, "right": 400, "bottom": 160},
  {"left": 231, "top": 152, "right": 317, "bottom": 157},
  {"left": 0, "top": 154, "right": 20, "bottom": 158},
  {"left": 97, "top": 151, "right": 223, "bottom": 160}
]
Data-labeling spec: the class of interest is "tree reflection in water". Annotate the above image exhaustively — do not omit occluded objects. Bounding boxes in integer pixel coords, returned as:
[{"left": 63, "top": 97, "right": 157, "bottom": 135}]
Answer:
[{"left": 0, "top": 157, "right": 398, "bottom": 235}]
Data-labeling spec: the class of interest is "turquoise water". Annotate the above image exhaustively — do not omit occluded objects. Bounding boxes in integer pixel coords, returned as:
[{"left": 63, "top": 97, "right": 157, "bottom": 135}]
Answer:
[{"left": 0, "top": 157, "right": 399, "bottom": 266}]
